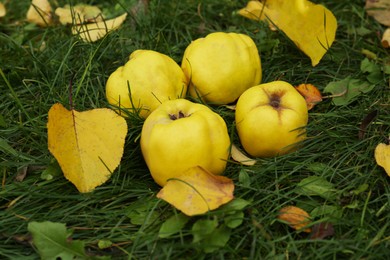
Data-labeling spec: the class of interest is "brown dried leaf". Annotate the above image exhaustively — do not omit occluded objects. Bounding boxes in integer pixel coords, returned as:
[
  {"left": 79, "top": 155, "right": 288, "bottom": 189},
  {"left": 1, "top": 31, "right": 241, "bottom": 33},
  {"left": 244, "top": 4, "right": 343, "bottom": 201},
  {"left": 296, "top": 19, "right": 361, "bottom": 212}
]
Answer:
[
  {"left": 15, "top": 166, "right": 28, "bottom": 182},
  {"left": 358, "top": 110, "right": 378, "bottom": 140},
  {"left": 295, "top": 83, "right": 323, "bottom": 110},
  {"left": 278, "top": 206, "right": 312, "bottom": 233},
  {"left": 310, "top": 222, "right": 334, "bottom": 239}
]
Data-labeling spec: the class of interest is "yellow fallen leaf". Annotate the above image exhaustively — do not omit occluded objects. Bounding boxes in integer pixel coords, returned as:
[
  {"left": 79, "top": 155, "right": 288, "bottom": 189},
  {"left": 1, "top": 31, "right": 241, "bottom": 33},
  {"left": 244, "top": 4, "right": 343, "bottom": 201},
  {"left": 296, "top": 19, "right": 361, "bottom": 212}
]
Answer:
[
  {"left": 55, "top": 4, "right": 103, "bottom": 25},
  {"left": 0, "top": 2, "right": 6, "bottom": 17},
  {"left": 231, "top": 144, "right": 256, "bottom": 166},
  {"left": 382, "top": 28, "right": 390, "bottom": 48},
  {"left": 238, "top": 1, "right": 266, "bottom": 20},
  {"left": 224, "top": 104, "right": 236, "bottom": 110},
  {"left": 71, "top": 13, "right": 127, "bottom": 43},
  {"left": 375, "top": 142, "right": 390, "bottom": 177},
  {"left": 47, "top": 103, "right": 128, "bottom": 193},
  {"left": 278, "top": 205, "right": 312, "bottom": 233},
  {"left": 26, "top": 0, "right": 52, "bottom": 26},
  {"left": 365, "top": 0, "right": 390, "bottom": 27},
  {"left": 157, "top": 166, "right": 234, "bottom": 216},
  {"left": 238, "top": 0, "right": 337, "bottom": 66},
  {"left": 295, "top": 83, "right": 323, "bottom": 110}
]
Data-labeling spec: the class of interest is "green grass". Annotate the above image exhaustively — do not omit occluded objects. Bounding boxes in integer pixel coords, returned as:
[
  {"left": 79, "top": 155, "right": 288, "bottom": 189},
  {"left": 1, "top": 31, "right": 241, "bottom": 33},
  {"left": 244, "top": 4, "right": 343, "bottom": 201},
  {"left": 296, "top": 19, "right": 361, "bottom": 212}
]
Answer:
[{"left": 1, "top": 0, "right": 389, "bottom": 259}]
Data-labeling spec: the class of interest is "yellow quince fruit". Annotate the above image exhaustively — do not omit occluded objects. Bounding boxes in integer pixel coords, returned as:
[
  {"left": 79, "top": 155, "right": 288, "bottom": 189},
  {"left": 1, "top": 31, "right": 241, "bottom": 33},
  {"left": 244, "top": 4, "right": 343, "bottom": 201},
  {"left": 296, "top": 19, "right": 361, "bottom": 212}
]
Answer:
[
  {"left": 181, "top": 32, "right": 262, "bottom": 105},
  {"left": 235, "top": 81, "right": 308, "bottom": 157},
  {"left": 141, "top": 99, "right": 231, "bottom": 186},
  {"left": 106, "top": 50, "right": 188, "bottom": 118}
]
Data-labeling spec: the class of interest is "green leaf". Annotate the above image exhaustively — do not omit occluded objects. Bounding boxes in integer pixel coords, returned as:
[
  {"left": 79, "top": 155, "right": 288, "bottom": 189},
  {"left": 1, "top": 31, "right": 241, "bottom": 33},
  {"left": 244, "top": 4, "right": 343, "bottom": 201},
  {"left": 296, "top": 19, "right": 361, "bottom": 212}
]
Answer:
[
  {"left": 192, "top": 217, "right": 218, "bottom": 243},
  {"left": 383, "top": 64, "right": 390, "bottom": 75},
  {"left": 355, "top": 27, "right": 372, "bottom": 36},
  {"left": 0, "top": 138, "right": 18, "bottom": 157},
  {"left": 259, "top": 39, "right": 280, "bottom": 52},
  {"left": 0, "top": 138, "right": 32, "bottom": 161},
  {"left": 344, "top": 200, "right": 360, "bottom": 209},
  {"left": 351, "top": 183, "right": 369, "bottom": 195},
  {"left": 98, "top": 239, "right": 113, "bottom": 249},
  {"left": 311, "top": 205, "right": 343, "bottom": 220},
  {"left": 201, "top": 225, "right": 232, "bottom": 253},
  {"left": 41, "top": 160, "right": 62, "bottom": 180},
  {"left": 323, "top": 77, "right": 375, "bottom": 106},
  {"left": 220, "top": 198, "right": 251, "bottom": 212},
  {"left": 224, "top": 211, "right": 244, "bottom": 229},
  {"left": 360, "top": 58, "right": 380, "bottom": 74},
  {"left": 159, "top": 213, "right": 190, "bottom": 238},
  {"left": 125, "top": 199, "right": 159, "bottom": 226},
  {"left": 295, "top": 176, "right": 338, "bottom": 200},
  {"left": 27, "top": 221, "right": 86, "bottom": 260},
  {"left": 306, "top": 162, "right": 330, "bottom": 174},
  {"left": 366, "top": 71, "right": 382, "bottom": 84},
  {"left": 0, "top": 114, "right": 6, "bottom": 127},
  {"left": 360, "top": 59, "right": 383, "bottom": 84},
  {"left": 238, "top": 169, "right": 251, "bottom": 187}
]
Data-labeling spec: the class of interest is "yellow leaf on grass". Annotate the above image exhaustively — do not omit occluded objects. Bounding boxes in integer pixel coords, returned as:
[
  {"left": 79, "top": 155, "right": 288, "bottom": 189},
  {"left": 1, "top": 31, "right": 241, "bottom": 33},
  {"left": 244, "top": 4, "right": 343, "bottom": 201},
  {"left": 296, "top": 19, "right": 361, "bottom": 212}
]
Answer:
[
  {"left": 231, "top": 144, "right": 256, "bottom": 166},
  {"left": 157, "top": 166, "right": 234, "bottom": 216},
  {"left": 26, "top": 0, "right": 52, "bottom": 26},
  {"left": 47, "top": 103, "right": 128, "bottom": 193},
  {"left": 71, "top": 13, "right": 127, "bottom": 43},
  {"left": 375, "top": 142, "right": 390, "bottom": 177},
  {"left": 55, "top": 4, "right": 104, "bottom": 25},
  {"left": 0, "top": 2, "right": 6, "bottom": 17},
  {"left": 238, "top": 0, "right": 337, "bottom": 66},
  {"left": 278, "top": 205, "right": 312, "bottom": 233}
]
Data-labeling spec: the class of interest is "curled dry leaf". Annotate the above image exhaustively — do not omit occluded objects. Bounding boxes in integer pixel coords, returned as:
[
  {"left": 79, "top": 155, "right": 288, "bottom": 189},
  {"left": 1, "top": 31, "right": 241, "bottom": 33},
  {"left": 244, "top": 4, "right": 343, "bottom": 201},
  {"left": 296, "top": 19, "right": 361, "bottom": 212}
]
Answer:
[
  {"left": 295, "top": 84, "right": 322, "bottom": 110},
  {"left": 238, "top": 0, "right": 337, "bottom": 66},
  {"left": 358, "top": 110, "right": 378, "bottom": 140},
  {"left": 231, "top": 144, "right": 256, "bottom": 166},
  {"left": 0, "top": 2, "right": 6, "bottom": 17},
  {"left": 382, "top": 28, "right": 390, "bottom": 48},
  {"left": 26, "top": 0, "right": 52, "bottom": 26},
  {"left": 157, "top": 166, "right": 234, "bottom": 216},
  {"left": 224, "top": 104, "right": 236, "bottom": 110},
  {"left": 71, "top": 13, "right": 127, "bottom": 42},
  {"left": 310, "top": 222, "right": 334, "bottom": 240},
  {"left": 47, "top": 103, "right": 128, "bottom": 192},
  {"left": 278, "top": 205, "right": 312, "bottom": 233},
  {"left": 374, "top": 141, "right": 390, "bottom": 177}
]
